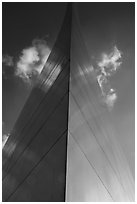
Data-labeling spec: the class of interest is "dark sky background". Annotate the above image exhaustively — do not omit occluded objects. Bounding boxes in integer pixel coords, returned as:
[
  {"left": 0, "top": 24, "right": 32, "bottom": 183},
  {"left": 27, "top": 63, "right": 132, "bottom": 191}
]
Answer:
[
  {"left": 2, "top": 2, "right": 134, "bottom": 178},
  {"left": 2, "top": 3, "right": 67, "bottom": 134}
]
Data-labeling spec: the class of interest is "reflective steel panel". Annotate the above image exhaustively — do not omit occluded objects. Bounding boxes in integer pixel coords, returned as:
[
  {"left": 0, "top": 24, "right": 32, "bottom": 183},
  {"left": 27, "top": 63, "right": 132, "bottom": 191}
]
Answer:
[{"left": 66, "top": 4, "right": 134, "bottom": 201}]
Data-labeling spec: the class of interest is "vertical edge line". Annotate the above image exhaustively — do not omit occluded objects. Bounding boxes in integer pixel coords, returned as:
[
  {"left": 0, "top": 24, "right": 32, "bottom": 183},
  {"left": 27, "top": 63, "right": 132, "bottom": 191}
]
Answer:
[{"left": 64, "top": 2, "right": 73, "bottom": 202}]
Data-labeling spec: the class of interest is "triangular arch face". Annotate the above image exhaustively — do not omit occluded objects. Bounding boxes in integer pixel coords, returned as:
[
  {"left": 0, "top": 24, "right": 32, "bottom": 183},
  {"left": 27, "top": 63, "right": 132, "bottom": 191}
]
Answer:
[
  {"left": 66, "top": 4, "right": 134, "bottom": 201},
  {"left": 2, "top": 4, "right": 72, "bottom": 202}
]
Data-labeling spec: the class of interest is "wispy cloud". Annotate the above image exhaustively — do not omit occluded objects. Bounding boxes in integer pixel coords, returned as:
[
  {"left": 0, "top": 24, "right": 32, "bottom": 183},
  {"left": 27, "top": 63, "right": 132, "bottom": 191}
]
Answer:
[
  {"left": 15, "top": 39, "right": 51, "bottom": 84},
  {"left": 2, "top": 54, "right": 14, "bottom": 67},
  {"left": 104, "top": 90, "right": 117, "bottom": 109},
  {"left": 98, "top": 46, "right": 122, "bottom": 77},
  {"left": 96, "top": 46, "right": 122, "bottom": 110}
]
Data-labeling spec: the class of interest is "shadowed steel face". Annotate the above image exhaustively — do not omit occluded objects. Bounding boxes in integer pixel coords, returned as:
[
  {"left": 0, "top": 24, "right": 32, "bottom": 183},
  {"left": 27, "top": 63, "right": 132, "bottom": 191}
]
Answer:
[{"left": 2, "top": 4, "right": 72, "bottom": 202}]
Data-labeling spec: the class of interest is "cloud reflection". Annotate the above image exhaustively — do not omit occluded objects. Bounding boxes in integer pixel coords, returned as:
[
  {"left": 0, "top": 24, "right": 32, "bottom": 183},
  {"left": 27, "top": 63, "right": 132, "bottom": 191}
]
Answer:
[{"left": 96, "top": 46, "right": 122, "bottom": 109}]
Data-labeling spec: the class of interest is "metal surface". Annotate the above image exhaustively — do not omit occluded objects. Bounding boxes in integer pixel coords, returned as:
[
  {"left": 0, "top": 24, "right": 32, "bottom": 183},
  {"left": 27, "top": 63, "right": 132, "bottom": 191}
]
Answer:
[
  {"left": 2, "top": 3, "right": 134, "bottom": 202},
  {"left": 66, "top": 6, "right": 134, "bottom": 201},
  {"left": 2, "top": 4, "right": 72, "bottom": 201}
]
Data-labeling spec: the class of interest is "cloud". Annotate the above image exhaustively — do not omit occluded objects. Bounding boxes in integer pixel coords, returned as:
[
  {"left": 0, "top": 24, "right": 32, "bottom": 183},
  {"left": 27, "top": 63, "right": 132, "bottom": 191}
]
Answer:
[
  {"left": 98, "top": 46, "right": 122, "bottom": 76},
  {"left": 96, "top": 46, "right": 122, "bottom": 109},
  {"left": 2, "top": 55, "right": 14, "bottom": 78},
  {"left": 16, "top": 47, "right": 39, "bottom": 82},
  {"left": 104, "top": 91, "right": 117, "bottom": 110},
  {"left": 15, "top": 39, "right": 51, "bottom": 84},
  {"left": 2, "top": 54, "right": 14, "bottom": 67},
  {"left": 32, "top": 39, "right": 50, "bottom": 68}
]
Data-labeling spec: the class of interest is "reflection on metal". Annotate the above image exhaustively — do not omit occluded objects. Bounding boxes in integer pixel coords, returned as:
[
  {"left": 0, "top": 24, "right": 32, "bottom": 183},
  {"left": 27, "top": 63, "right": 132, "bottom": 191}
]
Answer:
[
  {"left": 3, "top": 140, "right": 16, "bottom": 157},
  {"left": 66, "top": 3, "right": 134, "bottom": 202},
  {"left": 96, "top": 46, "right": 122, "bottom": 109},
  {"left": 2, "top": 134, "right": 9, "bottom": 148},
  {"left": 43, "top": 62, "right": 61, "bottom": 88},
  {"left": 3, "top": 2, "right": 134, "bottom": 202}
]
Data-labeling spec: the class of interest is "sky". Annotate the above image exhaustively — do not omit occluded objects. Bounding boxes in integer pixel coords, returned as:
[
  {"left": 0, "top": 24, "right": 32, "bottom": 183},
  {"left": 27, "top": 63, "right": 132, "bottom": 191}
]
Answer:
[
  {"left": 2, "top": 3, "right": 67, "bottom": 135},
  {"left": 2, "top": 2, "right": 135, "bottom": 201}
]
